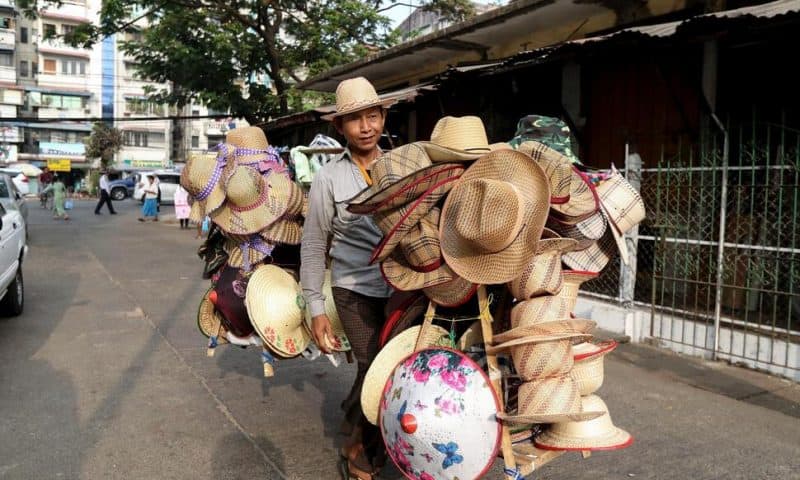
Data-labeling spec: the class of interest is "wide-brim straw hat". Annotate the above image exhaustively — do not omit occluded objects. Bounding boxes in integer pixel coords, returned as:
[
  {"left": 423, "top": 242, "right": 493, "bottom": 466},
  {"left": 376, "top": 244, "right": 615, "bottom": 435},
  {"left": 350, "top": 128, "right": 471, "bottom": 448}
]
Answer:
[
  {"left": 370, "top": 176, "right": 461, "bottom": 264},
  {"left": 486, "top": 328, "right": 593, "bottom": 355},
  {"left": 181, "top": 150, "right": 229, "bottom": 221},
  {"left": 571, "top": 340, "right": 618, "bottom": 395},
  {"left": 511, "top": 295, "right": 575, "bottom": 329},
  {"left": 508, "top": 229, "right": 579, "bottom": 300},
  {"left": 303, "top": 271, "right": 350, "bottom": 352},
  {"left": 347, "top": 143, "right": 465, "bottom": 214},
  {"left": 512, "top": 337, "right": 574, "bottom": 381},
  {"left": 259, "top": 180, "right": 306, "bottom": 245},
  {"left": 549, "top": 166, "right": 599, "bottom": 221},
  {"left": 225, "top": 126, "right": 272, "bottom": 164},
  {"left": 320, "top": 76, "right": 396, "bottom": 121},
  {"left": 545, "top": 210, "right": 607, "bottom": 251},
  {"left": 380, "top": 207, "right": 455, "bottom": 291},
  {"left": 197, "top": 288, "right": 229, "bottom": 344},
  {"left": 494, "top": 319, "right": 597, "bottom": 344},
  {"left": 361, "top": 325, "right": 450, "bottom": 425},
  {"left": 497, "top": 376, "right": 605, "bottom": 424},
  {"left": 423, "top": 274, "right": 478, "bottom": 308},
  {"left": 517, "top": 141, "right": 573, "bottom": 204},
  {"left": 440, "top": 149, "right": 551, "bottom": 284},
  {"left": 562, "top": 224, "right": 617, "bottom": 273},
  {"left": 595, "top": 167, "right": 646, "bottom": 264},
  {"left": 417, "top": 115, "right": 491, "bottom": 162},
  {"left": 535, "top": 394, "right": 633, "bottom": 451},
  {"left": 245, "top": 264, "right": 311, "bottom": 357},
  {"left": 212, "top": 168, "right": 293, "bottom": 235}
]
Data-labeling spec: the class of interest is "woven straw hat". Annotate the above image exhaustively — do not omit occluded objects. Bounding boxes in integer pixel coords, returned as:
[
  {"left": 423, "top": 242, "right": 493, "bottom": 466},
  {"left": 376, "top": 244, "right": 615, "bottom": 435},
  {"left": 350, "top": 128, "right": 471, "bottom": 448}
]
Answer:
[
  {"left": 497, "top": 376, "right": 605, "bottom": 424},
  {"left": 225, "top": 126, "right": 272, "bottom": 165},
  {"left": 361, "top": 325, "right": 450, "bottom": 425},
  {"left": 303, "top": 271, "right": 350, "bottom": 352},
  {"left": 493, "top": 319, "right": 597, "bottom": 343},
  {"left": 347, "top": 143, "right": 465, "bottom": 214},
  {"left": 508, "top": 229, "right": 578, "bottom": 300},
  {"left": 440, "top": 149, "right": 551, "bottom": 284},
  {"left": 535, "top": 394, "right": 633, "bottom": 451},
  {"left": 380, "top": 207, "right": 455, "bottom": 291},
  {"left": 550, "top": 166, "right": 599, "bottom": 221},
  {"left": 511, "top": 296, "right": 574, "bottom": 329},
  {"left": 380, "top": 348, "right": 502, "bottom": 480},
  {"left": 181, "top": 149, "right": 229, "bottom": 221},
  {"left": 561, "top": 269, "right": 598, "bottom": 301},
  {"left": 562, "top": 220, "right": 617, "bottom": 273},
  {"left": 418, "top": 116, "right": 491, "bottom": 162},
  {"left": 546, "top": 210, "right": 607, "bottom": 251},
  {"left": 370, "top": 174, "right": 462, "bottom": 264},
  {"left": 595, "top": 167, "right": 646, "bottom": 263},
  {"left": 571, "top": 340, "right": 617, "bottom": 395},
  {"left": 211, "top": 167, "right": 293, "bottom": 235},
  {"left": 514, "top": 337, "right": 574, "bottom": 381},
  {"left": 245, "top": 264, "right": 311, "bottom": 357},
  {"left": 260, "top": 180, "right": 306, "bottom": 245},
  {"left": 423, "top": 274, "right": 478, "bottom": 308},
  {"left": 197, "top": 288, "right": 229, "bottom": 344},
  {"left": 517, "top": 141, "right": 573, "bottom": 204},
  {"left": 224, "top": 237, "right": 270, "bottom": 269},
  {"left": 320, "top": 76, "right": 396, "bottom": 121}
]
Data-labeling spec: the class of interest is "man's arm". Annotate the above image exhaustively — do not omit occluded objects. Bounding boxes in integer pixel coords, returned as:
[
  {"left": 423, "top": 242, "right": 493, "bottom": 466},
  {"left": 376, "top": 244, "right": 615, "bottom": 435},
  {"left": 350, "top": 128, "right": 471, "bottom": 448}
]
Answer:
[{"left": 300, "top": 171, "right": 334, "bottom": 317}]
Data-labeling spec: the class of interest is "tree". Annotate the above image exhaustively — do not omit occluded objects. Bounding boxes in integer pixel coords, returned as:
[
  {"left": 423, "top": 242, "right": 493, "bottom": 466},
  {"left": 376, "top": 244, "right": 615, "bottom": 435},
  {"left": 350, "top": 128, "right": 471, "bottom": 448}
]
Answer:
[
  {"left": 18, "top": 0, "right": 476, "bottom": 125},
  {"left": 84, "top": 122, "right": 123, "bottom": 168}
]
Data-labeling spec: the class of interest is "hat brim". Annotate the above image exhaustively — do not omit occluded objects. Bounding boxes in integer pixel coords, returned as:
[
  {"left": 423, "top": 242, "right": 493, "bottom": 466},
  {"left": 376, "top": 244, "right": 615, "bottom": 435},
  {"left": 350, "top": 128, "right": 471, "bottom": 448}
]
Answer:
[
  {"left": 197, "top": 288, "right": 229, "bottom": 344},
  {"left": 381, "top": 254, "right": 454, "bottom": 291},
  {"left": 486, "top": 332, "right": 593, "bottom": 354},
  {"left": 422, "top": 275, "right": 478, "bottom": 307},
  {"left": 440, "top": 150, "right": 551, "bottom": 285},
  {"left": 347, "top": 163, "right": 464, "bottom": 214},
  {"left": 493, "top": 319, "right": 596, "bottom": 343},
  {"left": 497, "top": 410, "right": 606, "bottom": 425},
  {"left": 320, "top": 98, "right": 397, "bottom": 121},
  {"left": 562, "top": 228, "right": 617, "bottom": 273},
  {"left": 535, "top": 427, "right": 633, "bottom": 451},
  {"left": 550, "top": 166, "right": 599, "bottom": 219},
  {"left": 261, "top": 218, "right": 304, "bottom": 245},
  {"left": 574, "top": 339, "right": 618, "bottom": 361}
]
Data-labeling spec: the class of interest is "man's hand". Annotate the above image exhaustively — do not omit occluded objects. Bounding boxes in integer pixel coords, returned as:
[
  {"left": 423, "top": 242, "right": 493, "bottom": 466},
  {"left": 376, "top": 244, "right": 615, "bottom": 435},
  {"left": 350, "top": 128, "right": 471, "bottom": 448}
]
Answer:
[{"left": 311, "top": 314, "right": 334, "bottom": 354}]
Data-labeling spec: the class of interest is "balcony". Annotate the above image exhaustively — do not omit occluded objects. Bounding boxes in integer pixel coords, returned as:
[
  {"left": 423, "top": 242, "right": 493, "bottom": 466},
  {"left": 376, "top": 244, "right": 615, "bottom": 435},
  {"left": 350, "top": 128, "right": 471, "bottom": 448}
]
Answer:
[
  {"left": 0, "top": 65, "right": 14, "bottom": 83},
  {"left": 0, "top": 0, "right": 15, "bottom": 11},
  {"left": 36, "top": 107, "right": 89, "bottom": 120},
  {"left": 0, "top": 28, "right": 13, "bottom": 51},
  {"left": 38, "top": 37, "right": 90, "bottom": 58}
]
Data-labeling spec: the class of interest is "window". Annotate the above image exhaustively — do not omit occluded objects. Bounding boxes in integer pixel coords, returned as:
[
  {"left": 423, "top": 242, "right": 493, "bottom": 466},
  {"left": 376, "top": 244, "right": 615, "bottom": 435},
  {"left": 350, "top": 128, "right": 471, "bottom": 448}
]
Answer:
[
  {"left": 125, "top": 98, "right": 164, "bottom": 116},
  {"left": 43, "top": 23, "right": 56, "bottom": 38},
  {"left": 20, "top": 27, "right": 27, "bottom": 43},
  {"left": 157, "top": 174, "right": 179, "bottom": 184},
  {"left": 43, "top": 59, "right": 56, "bottom": 73},
  {"left": 0, "top": 53, "right": 12, "bottom": 67},
  {"left": 0, "top": 17, "right": 10, "bottom": 30},
  {"left": 62, "top": 24, "right": 76, "bottom": 35},
  {"left": 79, "top": 62, "right": 85, "bottom": 75},
  {"left": 32, "top": 62, "right": 38, "bottom": 77},
  {"left": 19, "top": 61, "right": 28, "bottom": 77},
  {"left": 58, "top": 59, "right": 87, "bottom": 76},
  {"left": 191, "top": 135, "right": 199, "bottom": 148},
  {"left": 123, "top": 131, "right": 149, "bottom": 147}
]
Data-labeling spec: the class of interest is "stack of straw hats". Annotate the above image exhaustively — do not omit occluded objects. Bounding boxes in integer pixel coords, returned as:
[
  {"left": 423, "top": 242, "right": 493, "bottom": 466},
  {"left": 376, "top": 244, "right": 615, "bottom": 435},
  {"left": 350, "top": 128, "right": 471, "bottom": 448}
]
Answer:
[{"left": 185, "top": 126, "right": 349, "bottom": 376}]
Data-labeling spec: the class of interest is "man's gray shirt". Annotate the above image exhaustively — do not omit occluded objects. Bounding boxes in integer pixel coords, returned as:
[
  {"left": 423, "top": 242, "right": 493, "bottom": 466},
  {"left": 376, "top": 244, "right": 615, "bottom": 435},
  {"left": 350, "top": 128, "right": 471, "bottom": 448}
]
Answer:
[{"left": 300, "top": 149, "right": 393, "bottom": 318}]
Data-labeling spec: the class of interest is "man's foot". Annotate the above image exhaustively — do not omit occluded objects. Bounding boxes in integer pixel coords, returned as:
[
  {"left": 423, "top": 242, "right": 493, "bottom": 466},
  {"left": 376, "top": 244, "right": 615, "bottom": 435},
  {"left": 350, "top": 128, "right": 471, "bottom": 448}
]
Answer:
[
  {"left": 153, "top": 217, "right": 158, "bottom": 222},
  {"left": 138, "top": 218, "right": 145, "bottom": 222},
  {"left": 94, "top": 212, "right": 101, "bottom": 215},
  {"left": 110, "top": 212, "right": 117, "bottom": 215}
]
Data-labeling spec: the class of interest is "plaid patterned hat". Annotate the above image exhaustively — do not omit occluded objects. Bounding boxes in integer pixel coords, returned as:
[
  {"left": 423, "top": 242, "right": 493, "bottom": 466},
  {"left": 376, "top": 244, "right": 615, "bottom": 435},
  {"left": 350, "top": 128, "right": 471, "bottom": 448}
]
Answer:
[
  {"left": 347, "top": 143, "right": 465, "bottom": 214},
  {"left": 380, "top": 207, "right": 456, "bottom": 291},
  {"left": 562, "top": 210, "right": 617, "bottom": 272},
  {"left": 546, "top": 209, "right": 607, "bottom": 251},
  {"left": 595, "top": 166, "right": 646, "bottom": 264},
  {"left": 423, "top": 274, "right": 478, "bottom": 307},
  {"left": 549, "top": 166, "right": 599, "bottom": 222},
  {"left": 507, "top": 228, "right": 578, "bottom": 300},
  {"left": 517, "top": 141, "right": 573, "bottom": 204}
]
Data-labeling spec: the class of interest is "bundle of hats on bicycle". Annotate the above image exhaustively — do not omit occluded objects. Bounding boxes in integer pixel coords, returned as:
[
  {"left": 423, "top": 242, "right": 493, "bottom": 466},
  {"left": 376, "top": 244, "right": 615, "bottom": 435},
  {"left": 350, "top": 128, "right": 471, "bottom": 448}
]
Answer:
[{"left": 182, "top": 76, "right": 645, "bottom": 480}]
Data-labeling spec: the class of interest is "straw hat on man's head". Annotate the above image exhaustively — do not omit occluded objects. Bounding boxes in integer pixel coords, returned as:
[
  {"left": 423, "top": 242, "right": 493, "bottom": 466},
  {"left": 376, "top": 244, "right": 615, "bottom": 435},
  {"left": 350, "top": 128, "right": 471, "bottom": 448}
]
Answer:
[
  {"left": 439, "top": 149, "right": 551, "bottom": 284},
  {"left": 321, "top": 76, "right": 396, "bottom": 121}
]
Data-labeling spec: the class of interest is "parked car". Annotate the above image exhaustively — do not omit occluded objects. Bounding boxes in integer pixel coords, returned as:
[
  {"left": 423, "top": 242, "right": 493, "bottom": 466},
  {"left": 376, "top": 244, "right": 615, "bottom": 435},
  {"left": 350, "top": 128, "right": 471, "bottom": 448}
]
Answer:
[
  {"left": 108, "top": 174, "right": 139, "bottom": 200},
  {"left": 0, "top": 201, "right": 27, "bottom": 316},
  {"left": 133, "top": 171, "right": 181, "bottom": 205},
  {"left": 0, "top": 168, "right": 30, "bottom": 196},
  {"left": 0, "top": 172, "right": 28, "bottom": 230}
]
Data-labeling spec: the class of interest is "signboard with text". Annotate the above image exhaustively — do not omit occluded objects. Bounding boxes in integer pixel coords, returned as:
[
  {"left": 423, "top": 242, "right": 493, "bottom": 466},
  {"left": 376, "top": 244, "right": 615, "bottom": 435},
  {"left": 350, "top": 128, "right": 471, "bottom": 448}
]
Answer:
[{"left": 47, "top": 159, "right": 72, "bottom": 172}]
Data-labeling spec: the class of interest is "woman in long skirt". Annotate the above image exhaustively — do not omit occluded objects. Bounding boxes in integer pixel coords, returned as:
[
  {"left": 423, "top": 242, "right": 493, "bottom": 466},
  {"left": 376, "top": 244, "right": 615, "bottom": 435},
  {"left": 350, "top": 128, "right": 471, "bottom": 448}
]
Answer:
[
  {"left": 42, "top": 174, "right": 69, "bottom": 221},
  {"left": 138, "top": 174, "right": 159, "bottom": 222}
]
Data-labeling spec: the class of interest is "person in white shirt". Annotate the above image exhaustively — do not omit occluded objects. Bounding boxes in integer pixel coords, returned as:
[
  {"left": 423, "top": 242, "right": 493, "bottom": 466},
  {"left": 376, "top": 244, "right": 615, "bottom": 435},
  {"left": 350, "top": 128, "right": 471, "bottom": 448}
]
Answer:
[
  {"left": 137, "top": 174, "right": 159, "bottom": 222},
  {"left": 94, "top": 170, "right": 117, "bottom": 215}
]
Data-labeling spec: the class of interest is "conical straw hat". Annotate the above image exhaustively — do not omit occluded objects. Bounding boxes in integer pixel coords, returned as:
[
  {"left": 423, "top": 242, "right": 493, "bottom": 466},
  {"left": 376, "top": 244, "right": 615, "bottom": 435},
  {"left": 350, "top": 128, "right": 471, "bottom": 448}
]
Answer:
[
  {"left": 535, "top": 394, "right": 633, "bottom": 451},
  {"left": 245, "top": 264, "right": 311, "bottom": 357},
  {"left": 320, "top": 76, "right": 397, "bottom": 121},
  {"left": 440, "top": 149, "right": 550, "bottom": 284},
  {"left": 361, "top": 325, "right": 450, "bottom": 425}
]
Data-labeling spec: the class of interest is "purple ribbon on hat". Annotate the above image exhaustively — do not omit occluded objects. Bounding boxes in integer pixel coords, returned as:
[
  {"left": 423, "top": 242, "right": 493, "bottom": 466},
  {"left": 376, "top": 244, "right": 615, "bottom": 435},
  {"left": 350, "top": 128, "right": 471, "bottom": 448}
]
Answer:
[
  {"left": 196, "top": 143, "right": 230, "bottom": 201},
  {"left": 233, "top": 146, "right": 288, "bottom": 177},
  {"left": 239, "top": 235, "right": 276, "bottom": 272}
]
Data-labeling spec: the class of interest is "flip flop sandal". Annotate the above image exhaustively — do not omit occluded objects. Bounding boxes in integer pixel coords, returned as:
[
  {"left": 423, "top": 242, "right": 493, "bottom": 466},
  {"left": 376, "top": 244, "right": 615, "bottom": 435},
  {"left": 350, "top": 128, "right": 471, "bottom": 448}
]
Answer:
[{"left": 338, "top": 457, "right": 372, "bottom": 480}]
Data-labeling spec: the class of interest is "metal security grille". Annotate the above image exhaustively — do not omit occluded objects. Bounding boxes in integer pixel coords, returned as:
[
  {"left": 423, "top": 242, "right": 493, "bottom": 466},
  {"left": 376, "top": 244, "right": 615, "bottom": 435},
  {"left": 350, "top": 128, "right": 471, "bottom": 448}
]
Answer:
[{"left": 581, "top": 116, "right": 800, "bottom": 373}]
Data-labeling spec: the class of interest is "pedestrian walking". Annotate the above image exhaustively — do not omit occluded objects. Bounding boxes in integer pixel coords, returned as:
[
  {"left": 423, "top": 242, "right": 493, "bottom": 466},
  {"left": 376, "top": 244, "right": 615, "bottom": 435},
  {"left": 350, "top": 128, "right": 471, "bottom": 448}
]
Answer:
[
  {"left": 300, "top": 77, "right": 396, "bottom": 480},
  {"left": 94, "top": 169, "right": 117, "bottom": 215},
  {"left": 137, "top": 174, "right": 159, "bottom": 222},
  {"left": 41, "top": 174, "right": 70, "bottom": 221},
  {"left": 174, "top": 183, "right": 191, "bottom": 229}
]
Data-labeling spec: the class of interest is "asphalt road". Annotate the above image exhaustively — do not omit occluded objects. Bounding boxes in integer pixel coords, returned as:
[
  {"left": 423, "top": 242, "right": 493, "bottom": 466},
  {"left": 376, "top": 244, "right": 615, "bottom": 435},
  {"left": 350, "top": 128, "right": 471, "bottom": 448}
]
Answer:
[{"left": 0, "top": 198, "right": 798, "bottom": 480}]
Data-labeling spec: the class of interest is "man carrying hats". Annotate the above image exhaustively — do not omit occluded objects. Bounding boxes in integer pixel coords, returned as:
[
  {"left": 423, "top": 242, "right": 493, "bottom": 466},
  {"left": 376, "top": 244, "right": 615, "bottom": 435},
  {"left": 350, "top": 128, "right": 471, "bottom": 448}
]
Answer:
[{"left": 300, "top": 76, "right": 395, "bottom": 480}]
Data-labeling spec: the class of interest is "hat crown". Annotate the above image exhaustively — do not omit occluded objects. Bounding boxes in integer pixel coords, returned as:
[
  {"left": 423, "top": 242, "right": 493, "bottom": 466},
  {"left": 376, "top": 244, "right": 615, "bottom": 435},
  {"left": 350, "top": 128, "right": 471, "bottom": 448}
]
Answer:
[
  {"left": 554, "top": 394, "right": 614, "bottom": 436},
  {"left": 430, "top": 116, "right": 490, "bottom": 152},
  {"left": 400, "top": 207, "right": 441, "bottom": 268},
  {"left": 181, "top": 149, "right": 226, "bottom": 196},
  {"left": 335, "top": 77, "right": 382, "bottom": 113},
  {"left": 372, "top": 143, "right": 433, "bottom": 190},
  {"left": 451, "top": 179, "right": 525, "bottom": 253},
  {"left": 226, "top": 167, "right": 263, "bottom": 207},
  {"left": 226, "top": 126, "right": 269, "bottom": 151}
]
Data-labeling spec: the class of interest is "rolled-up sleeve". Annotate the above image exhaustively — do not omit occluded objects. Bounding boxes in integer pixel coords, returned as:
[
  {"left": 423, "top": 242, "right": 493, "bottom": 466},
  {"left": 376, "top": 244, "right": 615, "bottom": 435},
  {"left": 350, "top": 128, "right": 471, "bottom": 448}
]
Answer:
[{"left": 300, "top": 170, "right": 334, "bottom": 317}]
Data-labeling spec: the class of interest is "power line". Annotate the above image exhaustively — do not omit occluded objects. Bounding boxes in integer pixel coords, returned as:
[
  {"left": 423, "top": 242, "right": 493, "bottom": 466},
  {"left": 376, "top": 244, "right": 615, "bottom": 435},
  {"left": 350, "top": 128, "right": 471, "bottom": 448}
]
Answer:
[{"left": 0, "top": 113, "right": 246, "bottom": 124}]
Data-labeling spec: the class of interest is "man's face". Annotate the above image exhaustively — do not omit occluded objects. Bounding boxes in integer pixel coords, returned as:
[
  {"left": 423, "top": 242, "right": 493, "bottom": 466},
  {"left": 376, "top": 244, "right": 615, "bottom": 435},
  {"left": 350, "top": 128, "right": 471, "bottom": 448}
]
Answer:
[{"left": 335, "top": 107, "right": 385, "bottom": 154}]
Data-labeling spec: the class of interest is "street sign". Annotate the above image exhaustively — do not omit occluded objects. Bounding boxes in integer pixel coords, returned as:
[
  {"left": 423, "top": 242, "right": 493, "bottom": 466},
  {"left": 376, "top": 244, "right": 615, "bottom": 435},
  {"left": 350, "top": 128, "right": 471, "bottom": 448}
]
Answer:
[{"left": 47, "top": 159, "right": 72, "bottom": 172}]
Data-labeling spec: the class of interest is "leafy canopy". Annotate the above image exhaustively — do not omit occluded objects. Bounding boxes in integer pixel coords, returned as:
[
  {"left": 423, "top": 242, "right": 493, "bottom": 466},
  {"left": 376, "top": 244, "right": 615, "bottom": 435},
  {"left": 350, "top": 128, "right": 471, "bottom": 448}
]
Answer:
[
  {"left": 19, "top": 1, "right": 476, "bottom": 124},
  {"left": 84, "top": 122, "right": 123, "bottom": 167}
]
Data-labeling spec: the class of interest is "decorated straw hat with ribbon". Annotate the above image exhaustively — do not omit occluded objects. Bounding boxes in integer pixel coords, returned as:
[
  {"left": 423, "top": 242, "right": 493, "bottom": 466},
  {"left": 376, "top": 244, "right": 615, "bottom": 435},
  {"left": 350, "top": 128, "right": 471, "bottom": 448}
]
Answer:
[
  {"left": 439, "top": 149, "right": 551, "bottom": 285},
  {"left": 181, "top": 145, "right": 232, "bottom": 222}
]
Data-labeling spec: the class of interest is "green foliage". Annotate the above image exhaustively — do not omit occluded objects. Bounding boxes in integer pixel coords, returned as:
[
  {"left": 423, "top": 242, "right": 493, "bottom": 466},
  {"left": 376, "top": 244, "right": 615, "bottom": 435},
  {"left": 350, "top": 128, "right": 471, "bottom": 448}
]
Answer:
[
  {"left": 84, "top": 123, "right": 123, "bottom": 168},
  {"left": 20, "top": 1, "right": 474, "bottom": 123}
]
